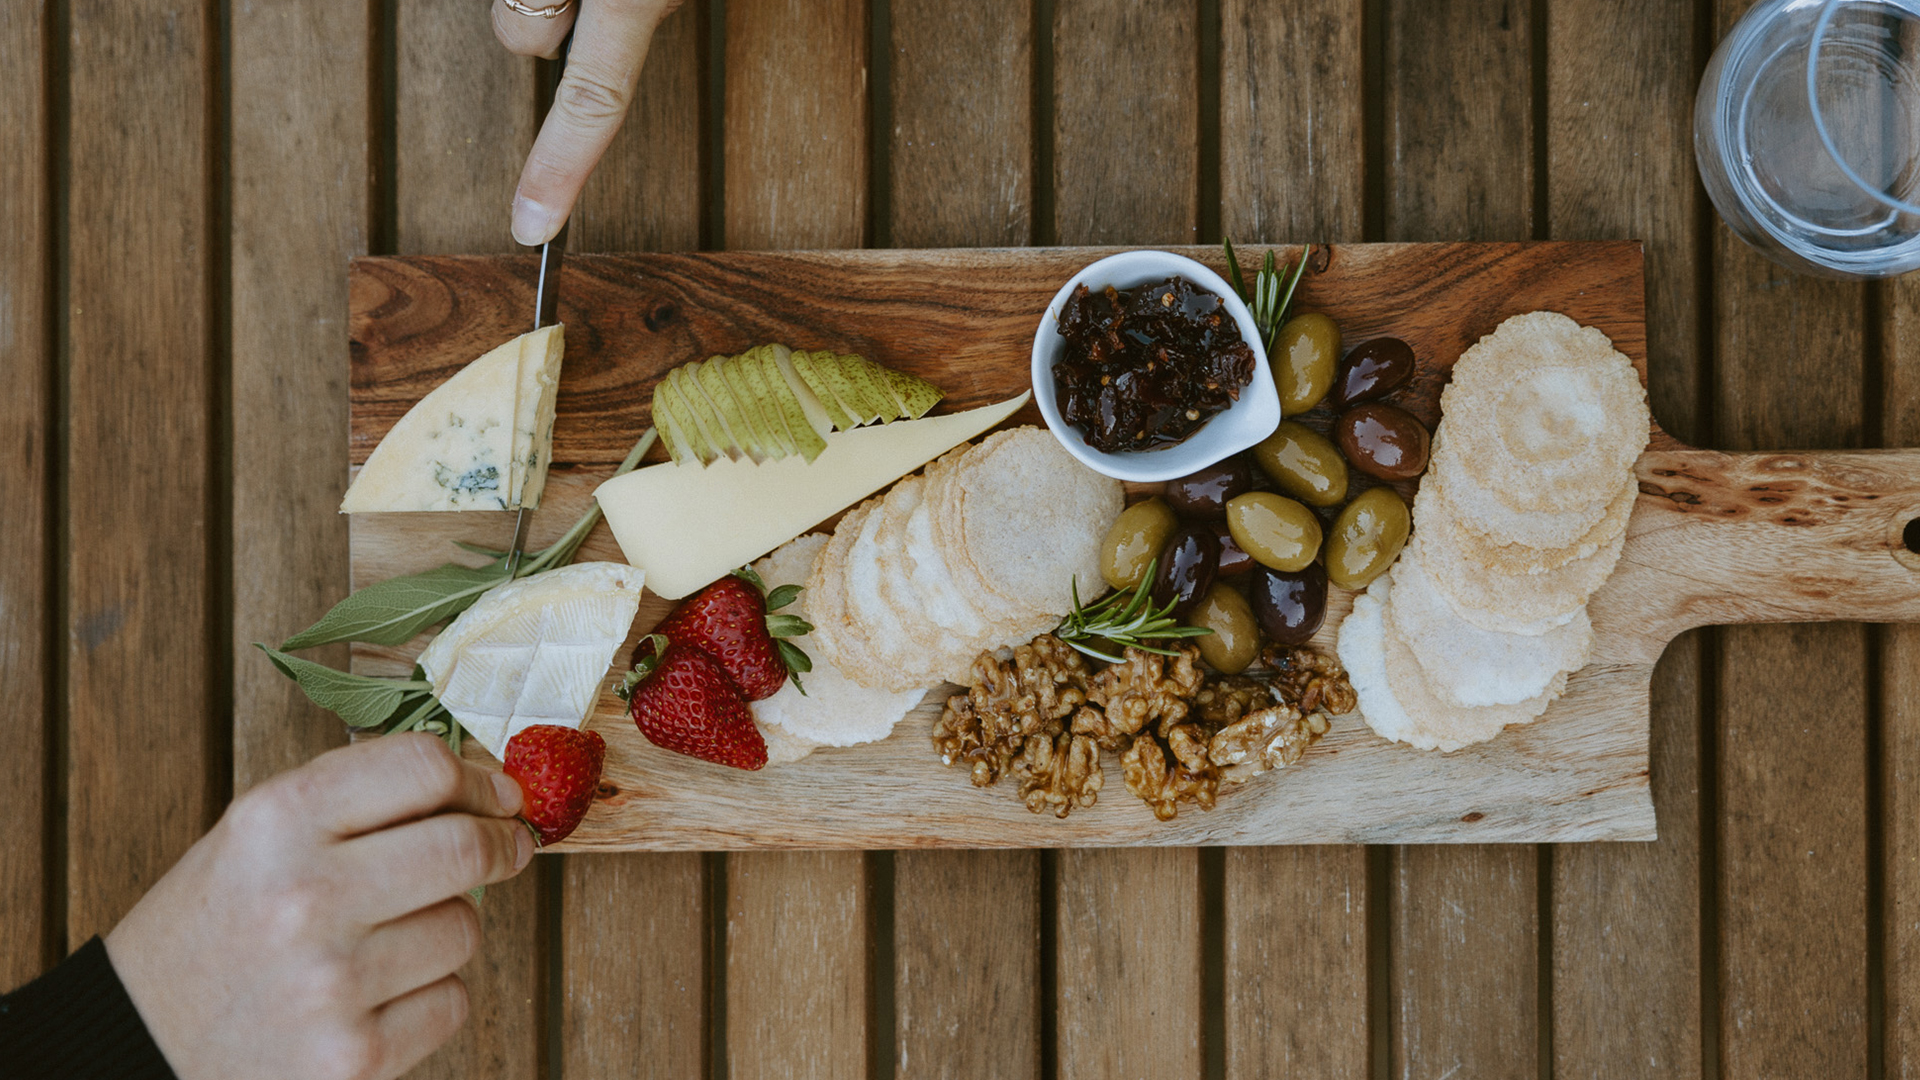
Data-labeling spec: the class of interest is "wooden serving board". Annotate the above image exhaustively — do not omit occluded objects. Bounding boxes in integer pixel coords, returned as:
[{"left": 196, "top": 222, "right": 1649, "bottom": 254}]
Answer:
[{"left": 346, "top": 243, "right": 1920, "bottom": 849}]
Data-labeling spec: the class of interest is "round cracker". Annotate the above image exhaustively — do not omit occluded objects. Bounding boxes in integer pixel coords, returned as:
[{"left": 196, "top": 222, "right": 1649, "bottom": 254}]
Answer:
[
  {"left": 802, "top": 499, "right": 877, "bottom": 682},
  {"left": 1412, "top": 518, "right": 1624, "bottom": 636},
  {"left": 1337, "top": 572, "right": 1562, "bottom": 753},
  {"left": 922, "top": 440, "right": 1037, "bottom": 628},
  {"left": 1384, "top": 544, "right": 1592, "bottom": 708},
  {"left": 1428, "top": 430, "right": 1613, "bottom": 550},
  {"left": 1437, "top": 311, "right": 1649, "bottom": 517},
  {"left": 1423, "top": 468, "right": 1638, "bottom": 576},
  {"left": 950, "top": 427, "right": 1120, "bottom": 619},
  {"left": 841, "top": 485, "right": 919, "bottom": 685}
]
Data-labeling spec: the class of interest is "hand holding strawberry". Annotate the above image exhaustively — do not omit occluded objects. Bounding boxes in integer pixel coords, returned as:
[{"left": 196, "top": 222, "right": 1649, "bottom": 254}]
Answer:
[{"left": 503, "top": 725, "right": 607, "bottom": 844}]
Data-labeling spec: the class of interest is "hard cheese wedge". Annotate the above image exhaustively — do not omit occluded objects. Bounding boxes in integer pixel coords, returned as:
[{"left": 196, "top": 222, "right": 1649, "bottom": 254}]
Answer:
[
  {"left": 416, "top": 561, "right": 642, "bottom": 759},
  {"left": 342, "top": 325, "right": 565, "bottom": 512},
  {"left": 597, "top": 392, "right": 1031, "bottom": 599}
]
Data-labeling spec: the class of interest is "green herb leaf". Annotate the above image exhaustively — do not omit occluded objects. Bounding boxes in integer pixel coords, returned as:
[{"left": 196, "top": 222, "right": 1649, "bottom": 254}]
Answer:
[
  {"left": 255, "top": 644, "right": 431, "bottom": 728},
  {"left": 280, "top": 561, "right": 508, "bottom": 650},
  {"left": 1223, "top": 237, "right": 1248, "bottom": 302}
]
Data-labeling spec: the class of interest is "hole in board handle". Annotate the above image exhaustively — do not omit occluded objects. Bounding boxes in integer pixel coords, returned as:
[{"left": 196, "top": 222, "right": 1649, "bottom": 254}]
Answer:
[{"left": 1908, "top": 518, "right": 1920, "bottom": 554}]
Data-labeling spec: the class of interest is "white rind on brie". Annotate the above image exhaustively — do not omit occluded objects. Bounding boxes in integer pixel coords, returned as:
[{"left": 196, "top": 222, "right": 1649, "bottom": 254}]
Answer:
[{"left": 417, "top": 561, "right": 642, "bottom": 759}]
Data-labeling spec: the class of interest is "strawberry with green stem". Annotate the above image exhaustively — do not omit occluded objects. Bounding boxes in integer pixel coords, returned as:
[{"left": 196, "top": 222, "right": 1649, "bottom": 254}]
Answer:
[
  {"left": 502, "top": 724, "right": 606, "bottom": 845},
  {"left": 642, "top": 568, "right": 812, "bottom": 701},
  {"left": 618, "top": 635, "right": 769, "bottom": 771}
]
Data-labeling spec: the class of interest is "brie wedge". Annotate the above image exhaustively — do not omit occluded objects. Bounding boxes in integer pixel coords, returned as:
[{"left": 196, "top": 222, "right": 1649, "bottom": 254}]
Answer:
[
  {"left": 343, "top": 325, "right": 565, "bottom": 512},
  {"left": 417, "top": 561, "right": 643, "bottom": 759}
]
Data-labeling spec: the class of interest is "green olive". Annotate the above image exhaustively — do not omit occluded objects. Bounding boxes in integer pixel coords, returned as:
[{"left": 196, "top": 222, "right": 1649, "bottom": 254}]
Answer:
[
  {"left": 1252, "top": 421, "right": 1349, "bottom": 508},
  {"left": 1273, "top": 312, "right": 1341, "bottom": 416},
  {"left": 1101, "top": 498, "right": 1180, "bottom": 590},
  {"left": 1324, "top": 485, "right": 1411, "bottom": 590},
  {"left": 1190, "top": 583, "right": 1261, "bottom": 674},
  {"left": 1224, "top": 492, "right": 1322, "bottom": 572}
]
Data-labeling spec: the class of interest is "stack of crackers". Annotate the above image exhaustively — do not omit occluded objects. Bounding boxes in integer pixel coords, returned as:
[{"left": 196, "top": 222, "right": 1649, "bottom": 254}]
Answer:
[
  {"left": 1339, "top": 312, "right": 1650, "bottom": 751},
  {"left": 749, "top": 426, "right": 1122, "bottom": 763}
]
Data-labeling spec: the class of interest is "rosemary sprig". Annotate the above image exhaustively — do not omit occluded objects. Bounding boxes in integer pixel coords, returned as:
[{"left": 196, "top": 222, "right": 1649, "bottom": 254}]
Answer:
[
  {"left": 1052, "top": 562, "right": 1213, "bottom": 665},
  {"left": 1222, "top": 238, "right": 1314, "bottom": 355}
]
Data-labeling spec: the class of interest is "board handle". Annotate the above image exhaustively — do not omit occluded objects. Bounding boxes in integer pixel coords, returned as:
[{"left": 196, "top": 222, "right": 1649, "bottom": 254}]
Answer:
[{"left": 1589, "top": 448, "right": 1920, "bottom": 662}]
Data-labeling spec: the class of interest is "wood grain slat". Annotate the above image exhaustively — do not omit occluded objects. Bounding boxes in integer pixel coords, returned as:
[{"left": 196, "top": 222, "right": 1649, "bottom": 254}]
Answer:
[
  {"left": 1218, "top": 4, "right": 1369, "bottom": 1077},
  {"left": 229, "top": 0, "right": 364, "bottom": 794},
  {"left": 391, "top": 5, "right": 541, "bottom": 1077},
  {"left": 887, "top": 4, "right": 1041, "bottom": 1076},
  {"left": 1050, "top": 4, "right": 1203, "bottom": 1076},
  {"left": 1380, "top": 2, "right": 1539, "bottom": 1076},
  {"left": 1056, "top": 847, "right": 1203, "bottom": 1078},
  {"left": 889, "top": 0, "right": 1032, "bottom": 249},
  {"left": 1050, "top": 0, "right": 1199, "bottom": 246},
  {"left": 1711, "top": 186, "right": 1870, "bottom": 1077},
  {"left": 65, "top": 0, "right": 217, "bottom": 945},
  {"left": 721, "top": 4, "right": 871, "bottom": 1075},
  {"left": 1219, "top": 0, "right": 1364, "bottom": 246},
  {"left": 721, "top": 0, "right": 867, "bottom": 252},
  {"left": 1885, "top": 275, "right": 1920, "bottom": 1080},
  {"left": 0, "top": 0, "right": 50, "bottom": 985},
  {"left": 1544, "top": 1, "right": 1704, "bottom": 1076},
  {"left": 396, "top": 0, "right": 534, "bottom": 256},
  {"left": 558, "top": 7, "right": 708, "bottom": 1077}
]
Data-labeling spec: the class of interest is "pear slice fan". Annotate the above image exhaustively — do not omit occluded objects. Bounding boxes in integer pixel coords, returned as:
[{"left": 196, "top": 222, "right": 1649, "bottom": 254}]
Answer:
[{"left": 652, "top": 344, "right": 944, "bottom": 466}]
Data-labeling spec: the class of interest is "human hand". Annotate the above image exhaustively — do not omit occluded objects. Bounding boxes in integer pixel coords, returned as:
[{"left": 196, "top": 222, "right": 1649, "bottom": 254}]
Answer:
[
  {"left": 104, "top": 733, "right": 534, "bottom": 1080},
  {"left": 493, "top": 0, "right": 683, "bottom": 245}
]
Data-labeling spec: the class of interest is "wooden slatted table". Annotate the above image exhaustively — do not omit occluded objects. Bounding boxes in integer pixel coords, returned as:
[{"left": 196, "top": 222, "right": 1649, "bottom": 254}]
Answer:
[{"left": 5, "top": 1, "right": 1916, "bottom": 1077}]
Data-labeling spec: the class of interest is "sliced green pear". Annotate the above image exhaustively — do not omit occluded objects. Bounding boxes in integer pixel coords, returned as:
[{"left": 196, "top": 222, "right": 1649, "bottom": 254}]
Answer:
[
  {"left": 672, "top": 364, "right": 740, "bottom": 462},
  {"left": 750, "top": 346, "right": 830, "bottom": 462},
  {"left": 793, "top": 350, "right": 884, "bottom": 426},
  {"left": 653, "top": 378, "right": 711, "bottom": 464},
  {"left": 833, "top": 353, "right": 906, "bottom": 423},
  {"left": 729, "top": 347, "right": 798, "bottom": 459},
  {"left": 883, "top": 366, "right": 944, "bottom": 420},
  {"left": 767, "top": 345, "right": 836, "bottom": 442},
  {"left": 787, "top": 349, "right": 858, "bottom": 430},
  {"left": 695, "top": 356, "right": 767, "bottom": 462}
]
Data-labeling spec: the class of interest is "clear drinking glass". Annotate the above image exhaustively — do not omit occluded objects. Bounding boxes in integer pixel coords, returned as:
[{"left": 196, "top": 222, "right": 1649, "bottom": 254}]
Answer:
[{"left": 1696, "top": 0, "right": 1920, "bottom": 278}]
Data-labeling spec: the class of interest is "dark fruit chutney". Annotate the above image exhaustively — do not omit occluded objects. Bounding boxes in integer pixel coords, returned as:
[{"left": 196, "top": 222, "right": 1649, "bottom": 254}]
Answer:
[{"left": 1052, "top": 276, "right": 1256, "bottom": 453}]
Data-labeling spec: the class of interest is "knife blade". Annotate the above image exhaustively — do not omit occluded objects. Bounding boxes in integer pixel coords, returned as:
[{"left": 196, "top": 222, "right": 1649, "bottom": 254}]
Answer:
[{"left": 504, "top": 36, "right": 573, "bottom": 581}]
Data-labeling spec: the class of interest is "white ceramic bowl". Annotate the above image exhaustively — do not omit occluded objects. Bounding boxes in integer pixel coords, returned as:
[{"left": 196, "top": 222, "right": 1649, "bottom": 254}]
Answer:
[{"left": 1031, "top": 250, "right": 1279, "bottom": 483}]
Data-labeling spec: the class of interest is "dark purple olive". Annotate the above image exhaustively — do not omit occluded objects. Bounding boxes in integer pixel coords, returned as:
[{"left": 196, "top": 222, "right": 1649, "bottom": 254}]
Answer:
[
  {"left": 1211, "top": 522, "right": 1256, "bottom": 577},
  {"left": 1250, "top": 563, "right": 1327, "bottom": 645},
  {"left": 1149, "top": 523, "right": 1220, "bottom": 616},
  {"left": 1335, "top": 402, "right": 1431, "bottom": 481},
  {"left": 1331, "top": 337, "right": 1416, "bottom": 409},
  {"left": 1164, "top": 456, "right": 1256, "bottom": 518}
]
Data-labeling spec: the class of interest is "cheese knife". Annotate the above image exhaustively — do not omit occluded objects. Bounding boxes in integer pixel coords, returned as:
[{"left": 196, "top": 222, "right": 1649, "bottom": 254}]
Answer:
[{"left": 504, "top": 36, "right": 572, "bottom": 580}]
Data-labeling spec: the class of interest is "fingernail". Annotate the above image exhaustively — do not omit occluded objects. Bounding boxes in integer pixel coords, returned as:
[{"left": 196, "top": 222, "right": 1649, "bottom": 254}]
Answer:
[
  {"left": 513, "top": 822, "right": 536, "bottom": 870},
  {"left": 511, "top": 194, "right": 563, "bottom": 247},
  {"left": 492, "top": 771, "right": 524, "bottom": 816}
]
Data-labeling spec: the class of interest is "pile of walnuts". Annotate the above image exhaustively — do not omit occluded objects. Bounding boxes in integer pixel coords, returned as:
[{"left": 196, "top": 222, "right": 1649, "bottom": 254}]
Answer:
[{"left": 932, "top": 637, "right": 1356, "bottom": 820}]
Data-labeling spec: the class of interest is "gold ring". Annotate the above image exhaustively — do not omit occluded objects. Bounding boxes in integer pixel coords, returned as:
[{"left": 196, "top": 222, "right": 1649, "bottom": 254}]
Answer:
[{"left": 501, "top": 0, "right": 573, "bottom": 18}]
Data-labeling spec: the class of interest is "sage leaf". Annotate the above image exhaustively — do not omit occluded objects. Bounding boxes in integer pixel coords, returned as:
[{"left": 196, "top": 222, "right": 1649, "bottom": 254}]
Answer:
[
  {"left": 255, "top": 644, "right": 430, "bottom": 728},
  {"left": 280, "top": 561, "right": 507, "bottom": 650}
]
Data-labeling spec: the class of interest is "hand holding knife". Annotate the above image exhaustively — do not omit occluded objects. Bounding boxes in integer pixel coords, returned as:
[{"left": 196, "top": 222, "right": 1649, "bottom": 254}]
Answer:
[{"left": 504, "top": 35, "right": 572, "bottom": 580}]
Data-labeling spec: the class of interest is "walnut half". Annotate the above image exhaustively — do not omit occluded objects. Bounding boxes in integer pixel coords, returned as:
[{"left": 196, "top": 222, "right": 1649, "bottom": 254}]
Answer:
[{"left": 932, "top": 635, "right": 1090, "bottom": 787}]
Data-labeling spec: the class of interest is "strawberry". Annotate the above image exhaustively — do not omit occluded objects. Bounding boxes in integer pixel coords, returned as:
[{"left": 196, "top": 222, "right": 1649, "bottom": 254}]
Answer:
[
  {"left": 619, "top": 635, "right": 769, "bottom": 770},
  {"left": 644, "top": 568, "right": 812, "bottom": 701},
  {"left": 502, "top": 725, "right": 606, "bottom": 845}
]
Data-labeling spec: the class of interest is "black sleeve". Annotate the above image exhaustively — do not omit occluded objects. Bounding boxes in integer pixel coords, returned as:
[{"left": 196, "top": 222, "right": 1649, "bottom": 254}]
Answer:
[{"left": 0, "top": 935, "right": 178, "bottom": 1080}]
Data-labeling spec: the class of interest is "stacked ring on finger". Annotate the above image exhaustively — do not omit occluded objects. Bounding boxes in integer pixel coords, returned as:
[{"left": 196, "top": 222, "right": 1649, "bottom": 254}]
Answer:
[{"left": 501, "top": 0, "right": 573, "bottom": 16}]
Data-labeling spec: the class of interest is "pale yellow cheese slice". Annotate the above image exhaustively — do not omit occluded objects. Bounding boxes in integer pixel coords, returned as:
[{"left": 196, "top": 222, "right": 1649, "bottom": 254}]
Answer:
[
  {"left": 341, "top": 325, "right": 564, "bottom": 513},
  {"left": 595, "top": 392, "right": 1030, "bottom": 599},
  {"left": 509, "top": 325, "right": 565, "bottom": 509}
]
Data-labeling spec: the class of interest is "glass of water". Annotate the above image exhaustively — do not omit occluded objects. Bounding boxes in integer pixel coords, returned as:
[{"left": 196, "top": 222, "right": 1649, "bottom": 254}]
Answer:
[{"left": 1696, "top": 0, "right": 1920, "bottom": 278}]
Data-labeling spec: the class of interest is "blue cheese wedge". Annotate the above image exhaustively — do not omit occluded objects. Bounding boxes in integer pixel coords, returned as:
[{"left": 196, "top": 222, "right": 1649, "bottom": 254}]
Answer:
[
  {"left": 416, "top": 561, "right": 643, "bottom": 759},
  {"left": 342, "top": 325, "right": 565, "bottom": 512}
]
